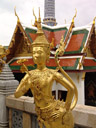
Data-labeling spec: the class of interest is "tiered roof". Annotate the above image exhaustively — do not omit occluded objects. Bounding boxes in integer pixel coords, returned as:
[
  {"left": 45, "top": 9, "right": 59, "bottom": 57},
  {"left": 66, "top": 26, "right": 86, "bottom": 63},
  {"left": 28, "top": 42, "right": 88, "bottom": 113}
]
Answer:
[{"left": 7, "top": 19, "right": 96, "bottom": 73}]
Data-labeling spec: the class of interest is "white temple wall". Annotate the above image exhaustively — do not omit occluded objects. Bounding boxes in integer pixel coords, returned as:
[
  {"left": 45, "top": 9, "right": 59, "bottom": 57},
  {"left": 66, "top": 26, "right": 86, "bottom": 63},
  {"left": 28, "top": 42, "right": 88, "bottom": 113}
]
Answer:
[{"left": 52, "top": 72, "right": 85, "bottom": 105}]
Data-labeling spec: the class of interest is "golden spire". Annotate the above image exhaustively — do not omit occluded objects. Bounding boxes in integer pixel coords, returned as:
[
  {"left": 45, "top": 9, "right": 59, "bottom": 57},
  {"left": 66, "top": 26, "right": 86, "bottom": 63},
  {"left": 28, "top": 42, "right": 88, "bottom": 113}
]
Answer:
[
  {"left": 72, "top": 8, "right": 77, "bottom": 23},
  {"left": 14, "top": 6, "right": 20, "bottom": 23}
]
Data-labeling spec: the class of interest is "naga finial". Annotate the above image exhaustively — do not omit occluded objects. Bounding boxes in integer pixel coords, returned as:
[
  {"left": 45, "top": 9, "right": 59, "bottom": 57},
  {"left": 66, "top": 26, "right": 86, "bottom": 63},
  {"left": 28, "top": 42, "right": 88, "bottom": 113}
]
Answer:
[
  {"left": 93, "top": 16, "right": 96, "bottom": 25},
  {"left": 14, "top": 6, "right": 20, "bottom": 23},
  {"left": 72, "top": 8, "right": 77, "bottom": 23}
]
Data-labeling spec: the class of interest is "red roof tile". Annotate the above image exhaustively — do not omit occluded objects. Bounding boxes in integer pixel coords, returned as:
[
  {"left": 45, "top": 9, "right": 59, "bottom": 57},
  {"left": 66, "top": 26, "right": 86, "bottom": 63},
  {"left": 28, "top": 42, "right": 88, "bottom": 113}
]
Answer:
[
  {"left": 83, "top": 59, "right": 96, "bottom": 66},
  {"left": 47, "top": 58, "right": 77, "bottom": 67},
  {"left": 29, "top": 33, "right": 37, "bottom": 41},
  {"left": 9, "top": 57, "right": 79, "bottom": 72},
  {"left": 64, "top": 29, "right": 89, "bottom": 54},
  {"left": 65, "top": 34, "right": 84, "bottom": 52},
  {"left": 43, "top": 30, "right": 66, "bottom": 46}
]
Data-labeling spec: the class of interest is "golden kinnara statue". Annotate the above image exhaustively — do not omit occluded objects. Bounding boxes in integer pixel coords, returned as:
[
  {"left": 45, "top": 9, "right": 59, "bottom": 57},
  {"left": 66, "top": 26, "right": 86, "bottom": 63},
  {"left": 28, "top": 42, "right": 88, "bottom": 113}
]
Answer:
[{"left": 14, "top": 9, "right": 78, "bottom": 128}]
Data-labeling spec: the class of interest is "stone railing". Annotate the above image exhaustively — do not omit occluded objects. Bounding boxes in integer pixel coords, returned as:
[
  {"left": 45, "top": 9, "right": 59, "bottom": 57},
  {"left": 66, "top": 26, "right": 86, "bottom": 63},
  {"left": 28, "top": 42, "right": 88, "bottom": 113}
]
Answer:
[{"left": 6, "top": 95, "right": 96, "bottom": 128}]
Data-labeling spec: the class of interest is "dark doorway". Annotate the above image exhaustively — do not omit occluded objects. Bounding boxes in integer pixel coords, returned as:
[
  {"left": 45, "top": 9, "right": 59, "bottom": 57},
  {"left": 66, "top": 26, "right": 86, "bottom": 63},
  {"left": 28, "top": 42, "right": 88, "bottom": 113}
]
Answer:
[
  {"left": 52, "top": 91, "right": 56, "bottom": 99},
  {"left": 58, "top": 90, "right": 67, "bottom": 101},
  {"left": 85, "top": 72, "right": 96, "bottom": 106},
  {"left": 13, "top": 72, "right": 26, "bottom": 82}
]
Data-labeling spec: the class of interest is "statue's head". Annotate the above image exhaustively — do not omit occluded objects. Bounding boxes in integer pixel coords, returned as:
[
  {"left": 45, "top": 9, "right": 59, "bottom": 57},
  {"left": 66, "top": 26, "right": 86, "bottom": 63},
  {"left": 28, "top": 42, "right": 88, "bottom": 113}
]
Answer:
[
  {"left": 32, "top": 9, "right": 50, "bottom": 65},
  {"left": 32, "top": 35, "right": 50, "bottom": 65}
]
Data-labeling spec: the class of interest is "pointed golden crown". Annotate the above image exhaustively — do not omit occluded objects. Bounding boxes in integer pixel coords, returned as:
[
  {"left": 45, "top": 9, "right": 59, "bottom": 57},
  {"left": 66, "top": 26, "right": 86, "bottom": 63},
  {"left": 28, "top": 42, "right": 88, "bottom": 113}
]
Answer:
[{"left": 32, "top": 8, "right": 50, "bottom": 47}]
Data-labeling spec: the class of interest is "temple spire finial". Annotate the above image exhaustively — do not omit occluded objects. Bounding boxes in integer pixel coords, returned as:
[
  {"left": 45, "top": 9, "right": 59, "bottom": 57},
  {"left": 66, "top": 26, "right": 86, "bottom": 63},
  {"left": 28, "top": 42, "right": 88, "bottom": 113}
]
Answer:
[
  {"left": 14, "top": 6, "right": 20, "bottom": 23},
  {"left": 33, "top": 8, "right": 37, "bottom": 27},
  {"left": 72, "top": 8, "right": 77, "bottom": 23}
]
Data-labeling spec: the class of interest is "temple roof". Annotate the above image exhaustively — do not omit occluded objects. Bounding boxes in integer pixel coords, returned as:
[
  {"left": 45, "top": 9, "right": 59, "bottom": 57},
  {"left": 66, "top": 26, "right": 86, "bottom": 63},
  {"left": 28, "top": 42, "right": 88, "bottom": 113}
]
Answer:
[
  {"left": 24, "top": 23, "right": 69, "bottom": 47},
  {"left": 6, "top": 20, "right": 96, "bottom": 73}
]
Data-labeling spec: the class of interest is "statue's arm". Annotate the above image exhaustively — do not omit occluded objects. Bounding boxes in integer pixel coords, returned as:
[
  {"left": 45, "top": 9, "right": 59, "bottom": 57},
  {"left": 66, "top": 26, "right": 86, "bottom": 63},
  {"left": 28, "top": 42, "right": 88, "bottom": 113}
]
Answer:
[
  {"left": 14, "top": 74, "right": 31, "bottom": 98},
  {"left": 54, "top": 71, "right": 75, "bottom": 111}
]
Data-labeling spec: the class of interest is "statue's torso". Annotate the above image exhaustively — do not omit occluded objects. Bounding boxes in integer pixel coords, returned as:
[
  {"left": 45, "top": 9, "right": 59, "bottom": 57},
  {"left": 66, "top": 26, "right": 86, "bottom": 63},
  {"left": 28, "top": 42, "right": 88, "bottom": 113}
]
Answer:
[
  {"left": 23, "top": 68, "right": 74, "bottom": 128},
  {"left": 29, "top": 68, "right": 55, "bottom": 108}
]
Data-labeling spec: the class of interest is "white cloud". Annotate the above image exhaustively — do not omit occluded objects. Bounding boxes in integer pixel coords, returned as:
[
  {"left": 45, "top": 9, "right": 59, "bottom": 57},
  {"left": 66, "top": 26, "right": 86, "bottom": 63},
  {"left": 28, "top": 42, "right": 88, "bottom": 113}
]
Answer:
[
  {"left": 0, "top": 0, "right": 44, "bottom": 46},
  {"left": 0, "top": 12, "right": 16, "bottom": 46},
  {"left": 0, "top": 0, "right": 96, "bottom": 46},
  {"left": 56, "top": 0, "right": 96, "bottom": 26}
]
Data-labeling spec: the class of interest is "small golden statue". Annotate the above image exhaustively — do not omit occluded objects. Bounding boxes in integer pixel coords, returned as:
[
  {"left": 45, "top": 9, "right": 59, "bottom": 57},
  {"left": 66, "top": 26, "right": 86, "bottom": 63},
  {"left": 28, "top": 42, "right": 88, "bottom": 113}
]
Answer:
[
  {"left": 0, "top": 45, "right": 9, "bottom": 72},
  {"left": 14, "top": 9, "right": 78, "bottom": 128}
]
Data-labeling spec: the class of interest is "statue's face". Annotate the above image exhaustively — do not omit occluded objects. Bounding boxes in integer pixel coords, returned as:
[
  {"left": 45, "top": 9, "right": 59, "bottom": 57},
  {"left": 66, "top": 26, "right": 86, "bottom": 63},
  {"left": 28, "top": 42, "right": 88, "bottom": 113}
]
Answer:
[{"left": 32, "top": 47, "right": 47, "bottom": 65}]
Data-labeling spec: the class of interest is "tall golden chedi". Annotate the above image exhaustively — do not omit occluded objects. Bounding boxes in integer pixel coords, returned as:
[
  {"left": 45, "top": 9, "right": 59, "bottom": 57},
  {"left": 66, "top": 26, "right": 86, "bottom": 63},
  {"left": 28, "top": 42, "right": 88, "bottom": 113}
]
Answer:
[{"left": 14, "top": 9, "right": 78, "bottom": 128}]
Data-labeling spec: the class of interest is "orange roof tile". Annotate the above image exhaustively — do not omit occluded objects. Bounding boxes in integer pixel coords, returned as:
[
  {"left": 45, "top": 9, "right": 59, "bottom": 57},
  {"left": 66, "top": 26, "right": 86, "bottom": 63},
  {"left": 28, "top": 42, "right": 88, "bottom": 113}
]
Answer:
[{"left": 65, "top": 34, "right": 84, "bottom": 52}]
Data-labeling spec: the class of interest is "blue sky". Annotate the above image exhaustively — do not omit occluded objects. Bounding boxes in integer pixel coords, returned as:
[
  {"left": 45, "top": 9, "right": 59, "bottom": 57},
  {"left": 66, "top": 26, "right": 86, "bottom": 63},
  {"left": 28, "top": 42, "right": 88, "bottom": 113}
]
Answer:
[{"left": 0, "top": 0, "right": 96, "bottom": 46}]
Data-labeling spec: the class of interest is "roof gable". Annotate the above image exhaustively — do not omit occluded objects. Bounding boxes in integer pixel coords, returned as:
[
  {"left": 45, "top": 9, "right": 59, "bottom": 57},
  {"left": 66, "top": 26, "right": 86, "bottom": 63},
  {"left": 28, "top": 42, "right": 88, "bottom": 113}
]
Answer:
[
  {"left": 6, "top": 22, "right": 32, "bottom": 62},
  {"left": 7, "top": 19, "right": 96, "bottom": 72}
]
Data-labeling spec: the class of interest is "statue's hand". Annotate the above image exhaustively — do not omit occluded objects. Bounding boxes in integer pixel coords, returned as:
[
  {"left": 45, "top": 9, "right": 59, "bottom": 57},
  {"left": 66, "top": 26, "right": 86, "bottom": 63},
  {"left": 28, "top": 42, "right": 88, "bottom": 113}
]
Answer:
[
  {"left": 50, "top": 111, "right": 60, "bottom": 120},
  {"left": 50, "top": 107, "right": 66, "bottom": 120}
]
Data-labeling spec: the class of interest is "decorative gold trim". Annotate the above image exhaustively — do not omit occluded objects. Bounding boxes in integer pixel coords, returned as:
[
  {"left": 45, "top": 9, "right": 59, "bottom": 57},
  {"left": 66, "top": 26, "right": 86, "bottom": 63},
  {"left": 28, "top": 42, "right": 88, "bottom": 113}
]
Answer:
[
  {"left": 14, "top": 6, "right": 20, "bottom": 23},
  {"left": 55, "top": 36, "right": 65, "bottom": 56}
]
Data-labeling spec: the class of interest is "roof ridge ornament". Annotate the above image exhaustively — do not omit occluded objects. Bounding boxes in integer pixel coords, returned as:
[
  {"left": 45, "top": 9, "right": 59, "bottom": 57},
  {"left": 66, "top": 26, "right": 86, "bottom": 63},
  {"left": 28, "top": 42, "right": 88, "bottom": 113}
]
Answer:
[
  {"left": 33, "top": 8, "right": 38, "bottom": 27},
  {"left": 72, "top": 8, "right": 77, "bottom": 23},
  {"left": 55, "top": 9, "right": 77, "bottom": 57},
  {"left": 14, "top": 6, "right": 20, "bottom": 23}
]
